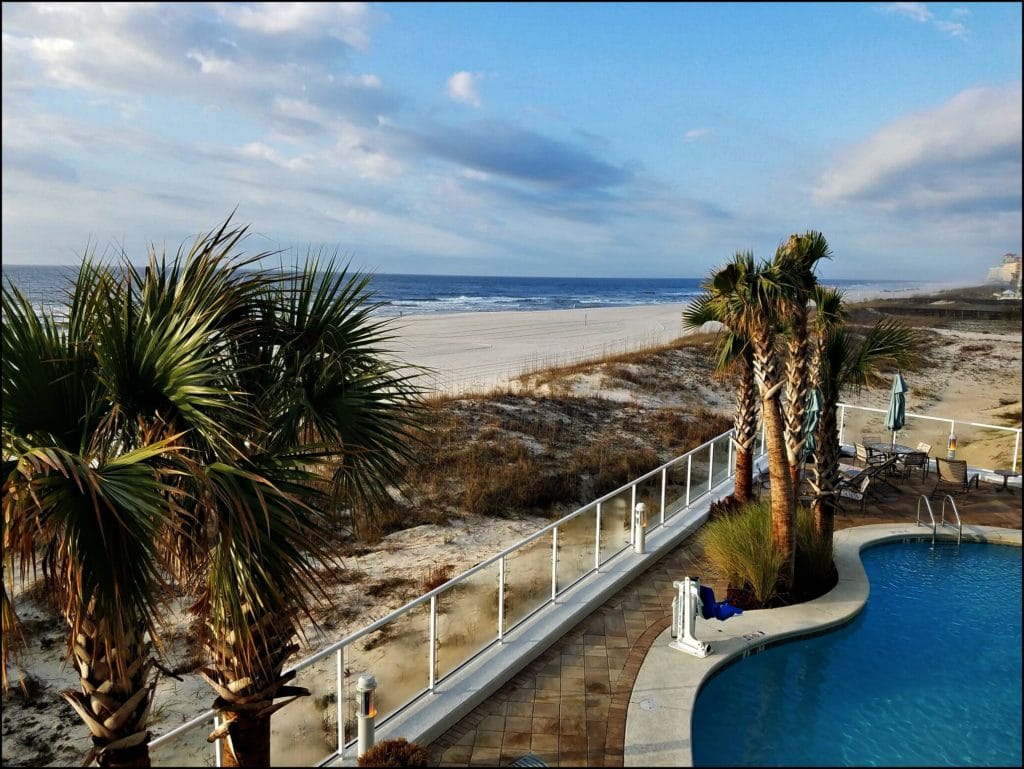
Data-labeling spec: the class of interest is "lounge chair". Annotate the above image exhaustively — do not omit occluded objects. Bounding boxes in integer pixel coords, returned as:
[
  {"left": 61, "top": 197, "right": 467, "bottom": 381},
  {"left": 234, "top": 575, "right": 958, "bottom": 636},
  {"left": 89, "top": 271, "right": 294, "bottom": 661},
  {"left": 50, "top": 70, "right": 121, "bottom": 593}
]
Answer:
[
  {"left": 861, "top": 434, "right": 882, "bottom": 446},
  {"left": 865, "top": 454, "right": 903, "bottom": 494},
  {"left": 835, "top": 467, "right": 874, "bottom": 512},
  {"left": 931, "top": 458, "right": 979, "bottom": 498}
]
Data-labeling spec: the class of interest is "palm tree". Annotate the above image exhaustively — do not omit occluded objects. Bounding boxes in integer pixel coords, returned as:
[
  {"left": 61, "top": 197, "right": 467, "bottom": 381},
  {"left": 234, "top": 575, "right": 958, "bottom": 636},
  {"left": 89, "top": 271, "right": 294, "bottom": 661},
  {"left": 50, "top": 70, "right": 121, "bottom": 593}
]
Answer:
[
  {"left": 3, "top": 263, "right": 182, "bottom": 768},
  {"left": 700, "top": 253, "right": 797, "bottom": 587},
  {"left": 682, "top": 296, "right": 758, "bottom": 503},
  {"left": 776, "top": 231, "right": 832, "bottom": 489},
  {"left": 195, "top": 252, "right": 423, "bottom": 766},
  {"left": 3, "top": 218, "right": 424, "bottom": 767},
  {"left": 807, "top": 288, "right": 917, "bottom": 543}
]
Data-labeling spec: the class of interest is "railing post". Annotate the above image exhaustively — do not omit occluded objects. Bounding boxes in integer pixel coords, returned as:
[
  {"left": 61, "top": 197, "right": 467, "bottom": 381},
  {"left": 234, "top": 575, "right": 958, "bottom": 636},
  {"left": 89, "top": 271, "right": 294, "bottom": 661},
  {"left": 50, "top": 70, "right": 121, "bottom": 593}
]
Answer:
[
  {"left": 838, "top": 404, "right": 846, "bottom": 448},
  {"left": 630, "top": 485, "right": 637, "bottom": 545},
  {"left": 727, "top": 432, "right": 734, "bottom": 477},
  {"left": 685, "top": 455, "right": 692, "bottom": 507},
  {"left": 428, "top": 595, "right": 437, "bottom": 691},
  {"left": 336, "top": 648, "right": 344, "bottom": 756},
  {"left": 708, "top": 442, "right": 714, "bottom": 492},
  {"left": 213, "top": 715, "right": 223, "bottom": 767},
  {"left": 551, "top": 526, "right": 558, "bottom": 601},
  {"left": 595, "top": 503, "right": 602, "bottom": 572},
  {"left": 660, "top": 467, "right": 666, "bottom": 525},
  {"left": 498, "top": 556, "right": 505, "bottom": 642},
  {"left": 1013, "top": 430, "right": 1021, "bottom": 473}
]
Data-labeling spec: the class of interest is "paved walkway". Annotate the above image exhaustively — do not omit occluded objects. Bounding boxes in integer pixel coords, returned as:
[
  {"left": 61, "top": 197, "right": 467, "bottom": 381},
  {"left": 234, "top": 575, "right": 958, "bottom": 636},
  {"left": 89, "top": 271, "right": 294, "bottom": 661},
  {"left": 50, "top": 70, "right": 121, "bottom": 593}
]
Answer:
[{"left": 428, "top": 471, "right": 1022, "bottom": 766}]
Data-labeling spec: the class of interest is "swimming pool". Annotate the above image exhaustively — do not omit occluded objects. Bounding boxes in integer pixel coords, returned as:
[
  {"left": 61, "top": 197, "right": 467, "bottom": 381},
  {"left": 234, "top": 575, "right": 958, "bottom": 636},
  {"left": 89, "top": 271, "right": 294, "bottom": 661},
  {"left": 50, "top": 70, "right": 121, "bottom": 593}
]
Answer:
[{"left": 691, "top": 541, "right": 1022, "bottom": 767}]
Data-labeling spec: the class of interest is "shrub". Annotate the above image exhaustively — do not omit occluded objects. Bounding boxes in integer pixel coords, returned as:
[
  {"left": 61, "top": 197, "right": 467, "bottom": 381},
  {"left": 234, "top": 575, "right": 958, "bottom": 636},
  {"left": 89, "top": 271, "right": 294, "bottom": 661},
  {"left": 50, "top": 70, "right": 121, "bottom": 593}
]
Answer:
[
  {"left": 699, "top": 500, "right": 784, "bottom": 607},
  {"left": 358, "top": 737, "right": 431, "bottom": 767}
]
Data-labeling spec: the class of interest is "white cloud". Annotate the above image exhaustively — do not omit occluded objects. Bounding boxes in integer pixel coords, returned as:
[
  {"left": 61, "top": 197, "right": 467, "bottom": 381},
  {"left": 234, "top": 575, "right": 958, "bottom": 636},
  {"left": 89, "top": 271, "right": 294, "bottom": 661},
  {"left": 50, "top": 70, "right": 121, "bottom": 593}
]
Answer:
[
  {"left": 447, "top": 71, "right": 483, "bottom": 108},
  {"left": 683, "top": 128, "right": 712, "bottom": 143},
  {"left": 878, "top": 3, "right": 933, "bottom": 23},
  {"left": 814, "top": 85, "right": 1022, "bottom": 214},
  {"left": 877, "top": 2, "right": 970, "bottom": 38},
  {"left": 215, "top": 2, "right": 376, "bottom": 51}
]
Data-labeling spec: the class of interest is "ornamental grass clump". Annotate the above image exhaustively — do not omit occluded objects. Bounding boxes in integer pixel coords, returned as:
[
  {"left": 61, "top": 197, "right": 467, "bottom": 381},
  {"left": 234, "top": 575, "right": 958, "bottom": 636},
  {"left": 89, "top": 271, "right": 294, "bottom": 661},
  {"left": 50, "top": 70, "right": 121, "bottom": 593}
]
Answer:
[
  {"left": 357, "top": 737, "right": 431, "bottom": 767},
  {"left": 795, "top": 504, "right": 835, "bottom": 592},
  {"left": 699, "top": 499, "right": 785, "bottom": 607}
]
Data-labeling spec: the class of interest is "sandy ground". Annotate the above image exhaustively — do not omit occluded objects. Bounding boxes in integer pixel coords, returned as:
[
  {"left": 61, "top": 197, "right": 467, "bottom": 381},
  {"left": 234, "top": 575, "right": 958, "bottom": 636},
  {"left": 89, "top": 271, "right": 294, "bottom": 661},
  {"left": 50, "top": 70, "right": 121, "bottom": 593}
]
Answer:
[{"left": 2, "top": 284, "right": 1020, "bottom": 767}]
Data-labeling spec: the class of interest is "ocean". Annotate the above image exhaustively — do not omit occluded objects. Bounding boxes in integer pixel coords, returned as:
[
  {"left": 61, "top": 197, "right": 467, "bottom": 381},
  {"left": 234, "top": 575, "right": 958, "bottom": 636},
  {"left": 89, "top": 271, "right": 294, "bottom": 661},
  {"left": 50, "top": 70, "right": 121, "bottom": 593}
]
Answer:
[{"left": 2, "top": 264, "right": 923, "bottom": 319}]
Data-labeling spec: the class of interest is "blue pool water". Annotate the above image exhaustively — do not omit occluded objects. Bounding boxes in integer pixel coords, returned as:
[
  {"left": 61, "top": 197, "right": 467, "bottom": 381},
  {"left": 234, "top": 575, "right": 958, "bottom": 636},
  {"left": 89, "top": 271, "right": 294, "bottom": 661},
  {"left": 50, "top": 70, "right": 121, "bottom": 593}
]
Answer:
[{"left": 691, "top": 542, "right": 1022, "bottom": 767}]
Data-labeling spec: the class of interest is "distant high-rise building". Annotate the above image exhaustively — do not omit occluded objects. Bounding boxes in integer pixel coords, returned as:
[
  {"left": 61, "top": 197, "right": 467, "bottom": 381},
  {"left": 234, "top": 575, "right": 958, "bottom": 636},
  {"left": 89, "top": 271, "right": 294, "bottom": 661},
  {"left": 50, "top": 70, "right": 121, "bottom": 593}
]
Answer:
[{"left": 986, "top": 253, "right": 1021, "bottom": 287}]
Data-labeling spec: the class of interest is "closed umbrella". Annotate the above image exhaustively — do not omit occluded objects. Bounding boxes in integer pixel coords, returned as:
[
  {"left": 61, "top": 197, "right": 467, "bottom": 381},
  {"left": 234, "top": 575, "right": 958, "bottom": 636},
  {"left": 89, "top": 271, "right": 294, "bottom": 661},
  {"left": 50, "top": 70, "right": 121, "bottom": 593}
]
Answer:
[
  {"left": 802, "top": 387, "right": 823, "bottom": 459},
  {"left": 884, "top": 372, "right": 908, "bottom": 449}
]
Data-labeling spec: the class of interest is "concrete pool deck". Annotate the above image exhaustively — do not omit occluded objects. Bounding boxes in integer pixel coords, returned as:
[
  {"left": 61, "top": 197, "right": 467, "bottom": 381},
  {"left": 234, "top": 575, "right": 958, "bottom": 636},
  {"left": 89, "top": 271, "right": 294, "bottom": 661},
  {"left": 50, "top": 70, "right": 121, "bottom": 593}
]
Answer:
[{"left": 623, "top": 523, "right": 1023, "bottom": 767}]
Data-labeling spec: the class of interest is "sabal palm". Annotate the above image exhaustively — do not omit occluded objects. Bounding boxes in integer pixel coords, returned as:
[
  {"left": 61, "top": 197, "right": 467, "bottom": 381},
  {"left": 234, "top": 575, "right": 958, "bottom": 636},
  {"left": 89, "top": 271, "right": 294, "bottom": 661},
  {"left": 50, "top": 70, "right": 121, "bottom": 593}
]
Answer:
[
  {"left": 776, "top": 231, "right": 831, "bottom": 488},
  {"left": 807, "top": 287, "right": 917, "bottom": 542},
  {"left": 682, "top": 296, "right": 758, "bottom": 503},
  {"left": 3, "top": 218, "right": 423, "bottom": 767},
  {"left": 700, "top": 252, "right": 796, "bottom": 587},
  {"left": 195, "top": 251, "right": 422, "bottom": 766},
  {"left": 3, "top": 264, "right": 182, "bottom": 768}
]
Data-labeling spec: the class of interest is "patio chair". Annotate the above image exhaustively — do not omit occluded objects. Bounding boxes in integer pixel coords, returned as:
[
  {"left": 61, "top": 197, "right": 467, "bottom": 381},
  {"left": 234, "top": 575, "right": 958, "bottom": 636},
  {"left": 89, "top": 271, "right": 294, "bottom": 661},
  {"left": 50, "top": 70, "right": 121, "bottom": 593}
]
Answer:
[
  {"left": 897, "top": 451, "right": 930, "bottom": 481},
  {"left": 931, "top": 458, "right": 979, "bottom": 498},
  {"left": 915, "top": 442, "right": 933, "bottom": 477},
  {"left": 854, "top": 442, "right": 885, "bottom": 469}
]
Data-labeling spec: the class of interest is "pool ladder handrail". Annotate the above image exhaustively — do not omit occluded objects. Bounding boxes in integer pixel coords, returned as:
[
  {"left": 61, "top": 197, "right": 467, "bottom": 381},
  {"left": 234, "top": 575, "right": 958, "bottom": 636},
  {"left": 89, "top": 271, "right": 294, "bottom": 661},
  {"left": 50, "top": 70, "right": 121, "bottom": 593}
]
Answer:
[
  {"left": 940, "top": 494, "right": 963, "bottom": 546},
  {"left": 916, "top": 495, "right": 962, "bottom": 546}
]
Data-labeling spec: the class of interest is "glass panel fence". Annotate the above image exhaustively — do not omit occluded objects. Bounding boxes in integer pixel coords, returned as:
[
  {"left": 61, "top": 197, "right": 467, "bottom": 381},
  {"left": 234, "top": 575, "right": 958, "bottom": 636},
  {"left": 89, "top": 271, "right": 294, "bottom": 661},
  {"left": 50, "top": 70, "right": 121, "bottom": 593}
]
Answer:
[
  {"left": 150, "top": 716, "right": 217, "bottom": 768},
  {"left": 274, "top": 654, "right": 338, "bottom": 766},
  {"left": 503, "top": 531, "right": 554, "bottom": 634},
  {"left": 344, "top": 603, "right": 430, "bottom": 730},
  {"left": 950, "top": 421, "right": 1018, "bottom": 471},
  {"left": 688, "top": 446, "right": 711, "bottom": 502},
  {"left": 556, "top": 504, "right": 597, "bottom": 594},
  {"left": 434, "top": 560, "right": 501, "bottom": 683},
  {"left": 634, "top": 474, "right": 663, "bottom": 532},
  {"left": 663, "top": 458, "right": 689, "bottom": 519},
  {"left": 839, "top": 408, "right": 888, "bottom": 448},
  {"left": 889, "top": 414, "right": 951, "bottom": 462},
  {"left": 598, "top": 488, "right": 632, "bottom": 565},
  {"left": 711, "top": 434, "right": 732, "bottom": 488}
]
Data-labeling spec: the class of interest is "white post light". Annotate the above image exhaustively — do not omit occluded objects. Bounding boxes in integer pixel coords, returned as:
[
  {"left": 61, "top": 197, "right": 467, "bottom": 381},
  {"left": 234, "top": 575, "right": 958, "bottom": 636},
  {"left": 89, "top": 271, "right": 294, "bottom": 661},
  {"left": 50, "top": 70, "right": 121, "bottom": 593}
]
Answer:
[
  {"left": 356, "top": 673, "right": 377, "bottom": 758},
  {"left": 669, "top": 577, "right": 710, "bottom": 658},
  {"left": 633, "top": 503, "right": 647, "bottom": 554}
]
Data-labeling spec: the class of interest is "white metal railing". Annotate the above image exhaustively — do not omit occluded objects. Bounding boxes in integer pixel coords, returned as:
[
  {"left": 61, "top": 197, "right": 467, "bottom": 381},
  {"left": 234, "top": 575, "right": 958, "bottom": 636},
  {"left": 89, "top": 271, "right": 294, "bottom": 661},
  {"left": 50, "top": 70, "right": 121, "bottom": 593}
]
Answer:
[
  {"left": 147, "top": 428, "right": 742, "bottom": 767},
  {"left": 838, "top": 403, "right": 1022, "bottom": 473}
]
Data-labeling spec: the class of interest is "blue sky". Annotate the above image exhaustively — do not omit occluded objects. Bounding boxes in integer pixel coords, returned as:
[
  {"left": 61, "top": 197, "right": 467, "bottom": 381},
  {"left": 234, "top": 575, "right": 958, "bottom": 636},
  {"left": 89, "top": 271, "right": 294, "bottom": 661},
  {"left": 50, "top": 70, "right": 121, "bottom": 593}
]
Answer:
[{"left": 2, "top": 2, "right": 1021, "bottom": 281}]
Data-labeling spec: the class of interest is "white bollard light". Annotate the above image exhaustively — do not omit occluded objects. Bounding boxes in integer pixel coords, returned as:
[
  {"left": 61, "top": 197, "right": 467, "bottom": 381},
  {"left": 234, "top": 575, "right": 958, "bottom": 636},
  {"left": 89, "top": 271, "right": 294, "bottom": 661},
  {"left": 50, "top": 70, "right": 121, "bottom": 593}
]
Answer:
[
  {"left": 633, "top": 503, "right": 647, "bottom": 554},
  {"left": 356, "top": 673, "right": 377, "bottom": 758}
]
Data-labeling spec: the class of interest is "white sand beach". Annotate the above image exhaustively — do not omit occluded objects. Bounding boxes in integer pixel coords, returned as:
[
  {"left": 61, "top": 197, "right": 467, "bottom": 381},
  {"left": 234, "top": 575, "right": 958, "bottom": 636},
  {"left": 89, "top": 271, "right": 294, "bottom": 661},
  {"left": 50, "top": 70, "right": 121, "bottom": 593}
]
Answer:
[{"left": 387, "top": 302, "right": 701, "bottom": 395}]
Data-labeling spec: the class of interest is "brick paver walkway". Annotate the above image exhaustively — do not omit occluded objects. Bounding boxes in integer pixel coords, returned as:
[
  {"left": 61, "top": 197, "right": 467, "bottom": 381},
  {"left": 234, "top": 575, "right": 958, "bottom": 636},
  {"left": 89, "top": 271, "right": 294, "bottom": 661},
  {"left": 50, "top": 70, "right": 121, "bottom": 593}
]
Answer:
[{"left": 428, "top": 471, "right": 1022, "bottom": 767}]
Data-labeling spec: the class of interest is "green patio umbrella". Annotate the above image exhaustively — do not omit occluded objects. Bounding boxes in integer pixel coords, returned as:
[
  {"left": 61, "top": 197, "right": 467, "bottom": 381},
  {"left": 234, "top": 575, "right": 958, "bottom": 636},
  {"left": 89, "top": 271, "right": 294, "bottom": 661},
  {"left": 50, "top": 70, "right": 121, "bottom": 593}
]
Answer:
[
  {"left": 802, "top": 387, "right": 823, "bottom": 459},
  {"left": 884, "top": 372, "right": 909, "bottom": 449}
]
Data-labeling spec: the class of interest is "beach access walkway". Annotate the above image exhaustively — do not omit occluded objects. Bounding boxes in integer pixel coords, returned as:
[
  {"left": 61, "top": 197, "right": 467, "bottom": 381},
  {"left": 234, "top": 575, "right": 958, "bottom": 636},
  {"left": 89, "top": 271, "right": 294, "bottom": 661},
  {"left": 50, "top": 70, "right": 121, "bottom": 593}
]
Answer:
[{"left": 426, "top": 473, "right": 1022, "bottom": 767}]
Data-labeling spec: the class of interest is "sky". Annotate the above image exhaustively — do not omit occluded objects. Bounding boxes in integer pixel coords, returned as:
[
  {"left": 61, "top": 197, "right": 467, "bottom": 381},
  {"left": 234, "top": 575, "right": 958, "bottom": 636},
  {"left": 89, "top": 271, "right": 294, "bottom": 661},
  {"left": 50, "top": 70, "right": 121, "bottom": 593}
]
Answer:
[{"left": 2, "top": 2, "right": 1021, "bottom": 281}]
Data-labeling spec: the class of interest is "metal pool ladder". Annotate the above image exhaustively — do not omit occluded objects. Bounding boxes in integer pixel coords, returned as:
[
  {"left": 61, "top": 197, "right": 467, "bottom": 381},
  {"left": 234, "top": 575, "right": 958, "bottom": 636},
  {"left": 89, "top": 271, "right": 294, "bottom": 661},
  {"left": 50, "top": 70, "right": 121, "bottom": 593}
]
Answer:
[{"left": 916, "top": 494, "right": 963, "bottom": 545}]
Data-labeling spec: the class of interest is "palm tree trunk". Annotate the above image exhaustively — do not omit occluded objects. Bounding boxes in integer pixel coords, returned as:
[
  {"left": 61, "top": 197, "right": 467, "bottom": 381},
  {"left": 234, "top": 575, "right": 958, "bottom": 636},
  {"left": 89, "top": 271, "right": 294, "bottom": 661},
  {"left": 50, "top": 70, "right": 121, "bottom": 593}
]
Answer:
[
  {"left": 203, "top": 606, "right": 309, "bottom": 767},
  {"left": 784, "top": 314, "right": 809, "bottom": 490},
  {"left": 731, "top": 354, "right": 758, "bottom": 503},
  {"left": 811, "top": 401, "right": 840, "bottom": 545},
  {"left": 60, "top": 602, "right": 154, "bottom": 768},
  {"left": 752, "top": 335, "right": 795, "bottom": 589}
]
